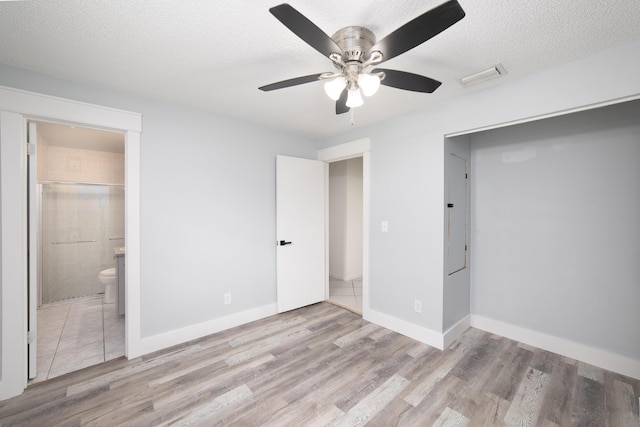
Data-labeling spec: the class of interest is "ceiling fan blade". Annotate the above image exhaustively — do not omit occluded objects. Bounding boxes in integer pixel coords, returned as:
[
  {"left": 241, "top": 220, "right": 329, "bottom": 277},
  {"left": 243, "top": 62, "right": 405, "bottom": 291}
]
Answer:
[
  {"left": 374, "top": 69, "right": 442, "bottom": 93},
  {"left": 259, "top": 73, "right": 324, "bottom": 91},
  {"left": 366, "top": 0, "right": 465, "bottom": 63},
  {"left": 336, "top": 90, "right": 349, "bottom": 114},
  {"left": 269, "top": 4, "right": 344, "bottom": 59}
]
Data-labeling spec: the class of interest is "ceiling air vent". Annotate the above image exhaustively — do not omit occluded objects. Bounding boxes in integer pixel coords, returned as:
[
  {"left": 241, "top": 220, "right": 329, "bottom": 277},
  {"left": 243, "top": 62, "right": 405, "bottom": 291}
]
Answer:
[{"left": 459, "top": 64, "right": 507, "bottom": 87}]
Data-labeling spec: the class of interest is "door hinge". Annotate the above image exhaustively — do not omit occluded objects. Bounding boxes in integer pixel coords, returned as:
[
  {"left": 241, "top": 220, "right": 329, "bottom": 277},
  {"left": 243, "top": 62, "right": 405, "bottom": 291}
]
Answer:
[
  {"left": 27, "top": 143, "right": 36, "bottom": 156},
  {"left": 27, "top": 330, "right": 35, "bottom": 344}
]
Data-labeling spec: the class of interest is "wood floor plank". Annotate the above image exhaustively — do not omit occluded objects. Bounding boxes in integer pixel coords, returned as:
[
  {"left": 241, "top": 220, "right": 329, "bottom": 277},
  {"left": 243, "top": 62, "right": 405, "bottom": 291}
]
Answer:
[
  {"left": 503, "top": 367, "right": 550, "bottom": 426},
  {"left": 401, "top": 348, "right": 464, "bottom": 407},
  {"left": 465, "top": 392, "right": 511, "bottom": 426},
  {"left": 572, "top": 376, "right": 606, "bottom": 426},
  {"left": 432, "top": 406, "right": 470, "bottom": 427},
  {"left": 329, "top": 374, "right": 410, "bottom": 427},
  {"left": 1, "top": 302, "right": 638, "bottom": 426},
  {"left": 487, "top": 343, "right": 534, "bottom": 401},
  {"left": 605, "top": 378, "right": 640, "bottom": 427}
]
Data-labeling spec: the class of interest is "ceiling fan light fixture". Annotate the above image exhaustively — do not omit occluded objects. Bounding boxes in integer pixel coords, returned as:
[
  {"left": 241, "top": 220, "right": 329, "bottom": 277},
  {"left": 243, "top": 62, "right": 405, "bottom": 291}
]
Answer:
[
  {"left": 358, "top": 73, "right": 381, "bottom": 97},
  {"left": 324, "top": 76, "right": 347, "bottom": 101},
  {"left": 346, "top": 88, "right": 364, "bottom": 108}
]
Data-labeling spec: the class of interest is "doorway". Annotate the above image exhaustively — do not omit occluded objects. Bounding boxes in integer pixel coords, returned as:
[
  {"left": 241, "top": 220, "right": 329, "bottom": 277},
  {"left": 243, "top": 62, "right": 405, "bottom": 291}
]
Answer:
[
  {"left": 28, "top": 120, "right": 126, "bottom": 383},
  {"left": 318, "top": 137, "right": 371, "bottom": 318},
  {"left": 0, "top": 87, "right": 141, "bottom": 400},
  {"left": 327, "top": 157, "right": 363, "bottom": 314}
]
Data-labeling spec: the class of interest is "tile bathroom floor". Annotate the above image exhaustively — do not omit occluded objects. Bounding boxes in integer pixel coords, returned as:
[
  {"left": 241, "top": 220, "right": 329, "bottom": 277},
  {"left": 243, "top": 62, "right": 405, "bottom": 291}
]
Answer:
[
  {"left": 31, "top": 295, "right": 125, "bottom": 384},
  {"left": 328, "top": 277, "right": 362, "bottom": 314}
]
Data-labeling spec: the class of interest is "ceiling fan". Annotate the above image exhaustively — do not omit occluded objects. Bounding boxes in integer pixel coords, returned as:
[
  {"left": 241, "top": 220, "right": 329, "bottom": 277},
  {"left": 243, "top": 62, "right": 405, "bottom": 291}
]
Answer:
[{"left": 259, "top": 0, "right": 466, "bottom": 114}]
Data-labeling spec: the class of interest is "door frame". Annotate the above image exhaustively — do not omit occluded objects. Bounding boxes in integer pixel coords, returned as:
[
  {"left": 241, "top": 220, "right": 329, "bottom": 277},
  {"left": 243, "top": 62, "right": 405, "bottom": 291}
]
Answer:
[
  {"left": 318, "top": 138, "right": 371, "bottom": 317},
  {"left": 0, "top": 85, "right": 142, "bottom": 400}
]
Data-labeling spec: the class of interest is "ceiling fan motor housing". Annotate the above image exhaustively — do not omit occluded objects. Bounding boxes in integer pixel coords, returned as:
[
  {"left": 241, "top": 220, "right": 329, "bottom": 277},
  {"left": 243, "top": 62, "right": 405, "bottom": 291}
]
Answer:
[{"left": 332, "top": 26, "right": 376, "bottom": 63}]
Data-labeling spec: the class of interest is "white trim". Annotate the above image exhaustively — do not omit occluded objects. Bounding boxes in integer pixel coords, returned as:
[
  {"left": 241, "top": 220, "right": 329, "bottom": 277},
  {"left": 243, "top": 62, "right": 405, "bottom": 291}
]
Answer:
[
  {"left": 0, "top": 111, "right": 28, "bottom": 400},
  {"left": 124, "top": 131, "right": 142, "bottom": 358},
  {"left": 318, "top": 138, "right": 371, "bottom": 318},
  {"left": 366, "top": 308, "right": 444, "bottom": 350},
  {"left": 317, "top": 138, "right": 371, "bottom": 162},
  {"left": 471, "top": 314, "right": 640, "bottom": 380},
  {"left": 0, "top": 85, "right": 142, "bottom": 132},
  {"left": 0, "top": 86, "right": 142, "bottom": 399},
  {"left": 443, "top": 315, "right": 470, "bottom": 349},
  {"left": 445, "top": 94, "right": 640, "bottom": 138},
  {"left": 139, "top": 304, "right": 277, "bottom": 355}
]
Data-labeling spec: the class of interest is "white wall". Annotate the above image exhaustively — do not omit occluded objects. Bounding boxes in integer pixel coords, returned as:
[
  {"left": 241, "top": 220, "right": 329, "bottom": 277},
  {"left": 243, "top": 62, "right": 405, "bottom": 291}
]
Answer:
[
  {"left": 470, "top": 99, "right": 640, "bottom": 360},
  {"left": 346, "top": 158, "right": 364, "bottom": 278},
  {"left": 329, "top": 161, "right": 347, "bottom": 278},
  {"left": 318, "top": 40, "right": 640, "bottom": 354},
  {"left": 329, "top": 158, "right": 363, "bottom": 280}
]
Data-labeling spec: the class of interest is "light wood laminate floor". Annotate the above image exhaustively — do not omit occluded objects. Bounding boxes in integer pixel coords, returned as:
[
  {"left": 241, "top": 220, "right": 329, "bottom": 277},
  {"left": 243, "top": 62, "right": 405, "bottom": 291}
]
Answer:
[{"left": 1, "top": 303, "right": 638, "bottom": 426}]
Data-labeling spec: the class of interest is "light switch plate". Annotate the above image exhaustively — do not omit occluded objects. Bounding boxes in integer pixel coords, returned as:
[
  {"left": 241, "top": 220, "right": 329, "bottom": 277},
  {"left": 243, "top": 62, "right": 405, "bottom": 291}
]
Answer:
[{"left": 381, "top": 220, "right": 389, "bottom": 232}]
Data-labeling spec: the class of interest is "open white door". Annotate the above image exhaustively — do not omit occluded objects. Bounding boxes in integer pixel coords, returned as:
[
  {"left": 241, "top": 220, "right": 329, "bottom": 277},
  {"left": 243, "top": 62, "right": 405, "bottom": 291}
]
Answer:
[
  {"left": 27, "top": 121, "right": 38, "bottom": 379},
  {"left": 276, "top": 155, "right": 325, "bottom": 313}
]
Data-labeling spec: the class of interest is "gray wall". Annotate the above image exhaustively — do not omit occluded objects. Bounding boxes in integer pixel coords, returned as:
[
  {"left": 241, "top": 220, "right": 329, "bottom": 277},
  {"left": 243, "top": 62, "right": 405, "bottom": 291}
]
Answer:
[
  {"left": 0, "top": 63, "right": 318, "bottom": 337},
  {"left": 318, "top": 39, "right": 640, "bottom": 345},
  {"left": 470, "top": 100, "right": 640, "bottom": 359}
]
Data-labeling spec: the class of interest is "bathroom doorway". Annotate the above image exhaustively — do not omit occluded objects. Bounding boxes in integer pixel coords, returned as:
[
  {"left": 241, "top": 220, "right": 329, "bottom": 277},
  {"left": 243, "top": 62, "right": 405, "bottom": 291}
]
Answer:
[
  {"left": 28, "top": 120, "right": 126, "bottom": 383},
  {"left": 327, "top": 156, "right": 364, "bottom": 315}
]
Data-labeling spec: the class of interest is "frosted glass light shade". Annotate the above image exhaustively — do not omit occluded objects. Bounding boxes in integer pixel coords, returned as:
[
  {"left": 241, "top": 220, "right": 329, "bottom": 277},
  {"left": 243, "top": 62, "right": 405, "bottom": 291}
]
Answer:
[
  {"left": 358, "top": 73, "right": 381, "bottom": 97},
  {"left": 323, "top": 76, "right": 347, "bottom": 101},
  {"left": 346, "top": 88, "right": 364, "bottom": 108}
]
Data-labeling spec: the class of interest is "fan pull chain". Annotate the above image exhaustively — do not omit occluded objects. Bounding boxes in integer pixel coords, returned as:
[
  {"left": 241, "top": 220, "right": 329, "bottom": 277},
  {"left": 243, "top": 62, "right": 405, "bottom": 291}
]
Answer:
[{"left": 350, "top": 108, "right": 355, "bottom": 126}]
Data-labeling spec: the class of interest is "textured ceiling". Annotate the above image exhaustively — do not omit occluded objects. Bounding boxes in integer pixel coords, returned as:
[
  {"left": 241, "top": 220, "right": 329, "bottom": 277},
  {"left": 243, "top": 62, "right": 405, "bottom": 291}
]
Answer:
[{"left": 1, "top": 0, "right": 639, "bottom": 139}]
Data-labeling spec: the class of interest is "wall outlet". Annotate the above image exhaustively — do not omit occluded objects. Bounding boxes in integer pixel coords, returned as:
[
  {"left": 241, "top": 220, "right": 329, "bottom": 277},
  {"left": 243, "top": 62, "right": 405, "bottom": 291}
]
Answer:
[
  {"left": 414, "top": 299, "right": 422, "bottom": 313},
  {"left": 224, "top": 293, "right": 231, "bottom": 305}
]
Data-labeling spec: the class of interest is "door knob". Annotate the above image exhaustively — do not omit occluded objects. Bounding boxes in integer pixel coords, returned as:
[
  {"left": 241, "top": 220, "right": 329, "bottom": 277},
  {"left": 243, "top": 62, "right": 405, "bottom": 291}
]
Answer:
[{"left": 279, "top": 240, "right": 292, "bottom": 246}]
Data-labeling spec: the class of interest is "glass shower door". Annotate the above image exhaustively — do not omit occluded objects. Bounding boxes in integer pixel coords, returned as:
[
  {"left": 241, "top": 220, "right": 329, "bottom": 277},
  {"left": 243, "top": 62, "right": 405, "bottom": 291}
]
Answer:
[{"left": 41, "top": 183, "right": 125, "bottom": 304}]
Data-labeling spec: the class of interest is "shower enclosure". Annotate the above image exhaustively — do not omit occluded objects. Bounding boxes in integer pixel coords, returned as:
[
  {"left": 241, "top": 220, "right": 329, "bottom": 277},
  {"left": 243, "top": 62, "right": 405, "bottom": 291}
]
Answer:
[{"left": 39, "top": 182, "right": 125, "bottom": 305}]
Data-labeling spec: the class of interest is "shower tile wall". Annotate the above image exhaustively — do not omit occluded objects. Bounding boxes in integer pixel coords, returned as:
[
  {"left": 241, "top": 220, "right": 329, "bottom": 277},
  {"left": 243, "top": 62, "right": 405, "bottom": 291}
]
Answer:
[
  {"left": 38, "top": 141, "right": 124, "bottom": 184},
  {"left": 38, "top": 136, "right": 125, "bottom": 304}
]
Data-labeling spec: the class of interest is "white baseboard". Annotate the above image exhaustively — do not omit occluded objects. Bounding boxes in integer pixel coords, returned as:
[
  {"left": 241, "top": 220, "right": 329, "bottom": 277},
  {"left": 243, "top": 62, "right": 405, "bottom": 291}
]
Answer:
[
  {"left": 365, "top": 308, "right": 445, "bottom": 350},
  {"left": 471, "top": 314, "right": 640, "bottom": 380},
  {"left": 139, "top": 303, "right": 278, "bottom": 356},
  {"left": 443, "top": 315, "right": 471, "bottom": 349}
]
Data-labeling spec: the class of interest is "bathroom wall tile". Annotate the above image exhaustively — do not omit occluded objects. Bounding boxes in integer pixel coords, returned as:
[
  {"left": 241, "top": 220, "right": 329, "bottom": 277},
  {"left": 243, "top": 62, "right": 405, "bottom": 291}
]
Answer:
[
  {"left": 46, "top": 150, "right": 68, "bottom": 182},
  {"left": 37, "top": 139, "right": 49, "bottom": 181}
]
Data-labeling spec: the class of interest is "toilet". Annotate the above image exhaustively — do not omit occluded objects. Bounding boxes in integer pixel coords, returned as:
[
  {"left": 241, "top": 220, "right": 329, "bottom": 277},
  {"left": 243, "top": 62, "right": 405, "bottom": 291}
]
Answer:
[{"left": 99, "top": 268, "right": 117, "bottom": 304}]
